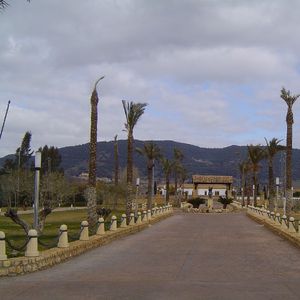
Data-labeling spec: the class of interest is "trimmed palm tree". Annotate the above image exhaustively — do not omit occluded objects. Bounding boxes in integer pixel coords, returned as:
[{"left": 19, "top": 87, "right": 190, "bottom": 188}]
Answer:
[
  {"left": 86, "top": 76, "right": 104, "bottom": 227},
  {"left": 173, "top": 148, "right": 184, "bottom": 207},
  {"left": 281, "top": 87, "right": 300, "bottom": 215},
  {"left": 114, "top": 134, "right": 119, "bottom": 186},
  {"left": 122, "top": 100, "right": 147, "bottom": 219},
  {"left": 264, "top": 138, "right": 285, "bottom": 211},
  {"left": 136, "top": 142, "right": 161, "bottom": 210},
  {"left": 247, "top": 144, "right": 265, "bottom": 207},
  {"left": 239, "top": 159, "right": 250, "bottom": 207},
  {"left": 160, "top": 157, "right": 174, "bottom": 204}
]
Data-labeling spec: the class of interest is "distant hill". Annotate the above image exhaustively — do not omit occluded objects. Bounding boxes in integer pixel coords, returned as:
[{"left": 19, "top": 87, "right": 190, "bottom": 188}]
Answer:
[{"left": 1, "top": 140, "right": 300, "bottom": 184}]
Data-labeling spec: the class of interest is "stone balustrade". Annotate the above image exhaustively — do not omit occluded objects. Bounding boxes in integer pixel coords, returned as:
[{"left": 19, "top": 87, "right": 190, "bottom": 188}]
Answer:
[
  {"left": 0, "top": 205, "right": 173, "bottom": 277},
  {"left": 246, "top": 206, "right": 300, "bottom": 248}
]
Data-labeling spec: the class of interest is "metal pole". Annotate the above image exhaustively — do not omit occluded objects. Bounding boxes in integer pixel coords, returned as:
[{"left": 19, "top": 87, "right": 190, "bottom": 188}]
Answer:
[
  {"left": 34, "top": 151, "right": 41, "bottom": 230},
  {"left": 152, "top": 160, "right": 154, "bottom": 200},
  {"left": 275, "top": 177, "right": 279, "bottom": 212},
  {"left": 34, "top": 168, "right": 40, "bottom": 229}
]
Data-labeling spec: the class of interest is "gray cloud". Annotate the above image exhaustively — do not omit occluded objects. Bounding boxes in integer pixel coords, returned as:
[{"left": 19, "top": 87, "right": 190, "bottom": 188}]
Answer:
[{"left": 1, "top": 0, "right": 300, "bottom": 156}]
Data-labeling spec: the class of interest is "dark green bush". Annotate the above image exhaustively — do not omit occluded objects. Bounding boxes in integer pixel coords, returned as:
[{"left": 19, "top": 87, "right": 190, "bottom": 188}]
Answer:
[
  {"left": 218, "top": 196, "right": 233, "bottom": 209},
  {"left": 188, "top": 197, "right": 206, "bottom": 208}
]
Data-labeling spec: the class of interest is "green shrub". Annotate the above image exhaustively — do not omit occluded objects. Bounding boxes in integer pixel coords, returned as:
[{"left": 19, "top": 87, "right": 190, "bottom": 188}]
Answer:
[
  {"left": 218, "top": 196, "right": 233, "bottom": 209},
  {"left": 188, "top": 197, "right": 206, "bottom": 208}
]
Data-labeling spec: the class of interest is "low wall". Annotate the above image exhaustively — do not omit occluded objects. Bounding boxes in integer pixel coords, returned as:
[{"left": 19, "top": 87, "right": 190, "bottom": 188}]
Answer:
[
  {"left": 0, "top": 211, "right": 173, "bottom": 277},
  {"left": 246, "top": 206, "right": 300, "bottom": 248}
]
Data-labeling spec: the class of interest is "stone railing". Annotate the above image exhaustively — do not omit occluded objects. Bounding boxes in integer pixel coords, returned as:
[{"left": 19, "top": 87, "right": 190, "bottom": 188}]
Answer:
[
  {"left": 246, "top": 205, "right": 300, "bottom": 247},
  {"left": 0, "top": 205, "right": 173, "bottom": 277}
]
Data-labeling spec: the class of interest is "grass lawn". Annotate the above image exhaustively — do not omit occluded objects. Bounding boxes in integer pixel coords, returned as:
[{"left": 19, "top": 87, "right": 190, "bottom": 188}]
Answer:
[{"left": 0, "top": 209, "right": 123, "bottom": 257}]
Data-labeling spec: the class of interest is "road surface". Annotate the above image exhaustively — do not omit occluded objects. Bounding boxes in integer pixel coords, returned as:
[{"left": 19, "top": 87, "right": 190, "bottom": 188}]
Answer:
[{"left": 1, "top": 212, "right": 300, "bottom": 299}]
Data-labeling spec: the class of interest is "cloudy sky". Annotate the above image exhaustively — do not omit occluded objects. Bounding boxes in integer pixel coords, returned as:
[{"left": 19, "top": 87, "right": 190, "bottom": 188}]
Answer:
[{"left": 1, "top": 0, "right": 300, "bottom": 157}]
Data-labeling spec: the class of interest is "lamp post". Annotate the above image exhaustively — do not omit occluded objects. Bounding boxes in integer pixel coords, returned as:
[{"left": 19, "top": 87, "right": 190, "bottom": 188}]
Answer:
[
  {"left": 135, "top": 177, "right": 140, "bottom": 217},
  {"left": 252, "top": 185, "right": 255, "bottom": 206},
  {"left": 275, "top": 177, "right": 279, "bottom": 212},
  {"left": 34, "top": 151, "right": 41, "bottom": 230}
]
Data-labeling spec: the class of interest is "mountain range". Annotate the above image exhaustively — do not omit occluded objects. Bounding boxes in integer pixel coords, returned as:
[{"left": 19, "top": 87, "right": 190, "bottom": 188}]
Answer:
[{"left": 2, "top": 139, "right": 300, "bottom": 184}]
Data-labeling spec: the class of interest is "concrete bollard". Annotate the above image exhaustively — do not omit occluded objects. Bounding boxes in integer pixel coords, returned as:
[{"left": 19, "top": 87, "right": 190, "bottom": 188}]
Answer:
[
  {"left": 80, "top": 221, "right": 89, "bottom": 241},
  {"left": 110, "top": 215, "right": 117, "bottom": 231},
  {"left": 275, "top": 213, "right": 281, "bottom": 225},
  {"left": 25, "top": 229, "right": 39, "bottom": 257},
  {"left": 136, "top": 212, "right": 142, "bottom": 224},
  {"left": 288, "top": 217, "right": 297, "bottom": 233},
  {"left": 120, "top": 214, "right": 127, "bottom": 228},
  {"left": 57, "top": 224, "right": 69, "bottom": 248},
  {"left": 147, "top": 209, "right": 152, "bottom": 220},
  {"left": 266, "top": 210, "right": 271, "bottom": 220},
  {"left": 0, "top": 231, "right": 7, "bottom": 260},
  {"left": 152, "top": 208, "right": 155, "bottom": 217},
  {"left": 129, "top": 213, "right": 135, "bottom": 226},
  {"left": 142, "top": 211, "right": 147, "bottom": 222},
  {"left": 96, "top": 217, "right": 105, "bottom": 235},
  {"left": 270, "top": 212, "right": 275, "bottom": 222},
  {"left": 281, "top": 215, "right": 288, "bottom": 230}
]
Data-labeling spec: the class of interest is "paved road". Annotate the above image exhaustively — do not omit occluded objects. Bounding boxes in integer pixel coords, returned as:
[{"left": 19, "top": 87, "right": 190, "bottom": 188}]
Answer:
[{"left": 1, "top": 212, "right": 300, "bottom": 300}]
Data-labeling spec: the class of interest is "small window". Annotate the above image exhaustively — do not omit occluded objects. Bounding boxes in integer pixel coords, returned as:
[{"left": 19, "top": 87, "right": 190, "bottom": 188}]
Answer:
[
  {"left": 215, "top": 191, "right": 219, "bottom": 196},
  {"left": 205, "top": 191, "right": 207, "bottom": 196}
]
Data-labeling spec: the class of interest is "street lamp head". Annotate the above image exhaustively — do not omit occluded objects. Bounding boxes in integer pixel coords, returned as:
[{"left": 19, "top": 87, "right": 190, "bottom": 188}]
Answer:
[{"left": 35, "top": 151, "right": 41, "bottom": 169}]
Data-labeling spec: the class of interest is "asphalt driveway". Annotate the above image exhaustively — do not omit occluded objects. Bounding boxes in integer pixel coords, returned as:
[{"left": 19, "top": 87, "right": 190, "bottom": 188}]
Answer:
[{"left": 1, "top": 212, "right": 300, "bottom": 300}]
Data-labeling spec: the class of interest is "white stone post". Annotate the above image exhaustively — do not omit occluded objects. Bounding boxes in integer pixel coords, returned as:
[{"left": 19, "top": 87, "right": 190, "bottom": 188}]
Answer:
[
  {"left": 288, "top": 217, "right": 297, "bottom": 233},
  {"left": 136, "top": 212, "right": 142, "bottom": 224},
  {"left": 152, "top": 208, "right": 155, "bottom": 217},
  {"left": 25, "top": 229, "right": 39, "bottom": 257},
  {"left": 129, "top": 213, "right": 135, "bottom": 226},
  {"left": 120, "top": 214, "right": 127, "bottom": 228},
  {"left": 142, "top": 211, "right": 147, "bottom": 222},
  {"left": 0, "top": 231, "right": 7, "bottom": 260},
  {"left": 96, "top": 217, "right": 105, "bottom": 235},
  {"left": 110, "top": 216, "right": 117, "bottom": 231},
  {"left": 147, "top": 209, "right": 152, "bottom": 221},
  {"left": 275, "top": 213, "right": 281, "bottom": 225},
  {"left": 57, "top": 224, "right": 69, "bottom": 248},
  {"left": 270, "top": 212, "right": 275, "bottom": 223},
  {"left": 80, "top": 220, "right": 89, "bottom": 241},
  {"left": 281, "top": 215, "right": 288, "bottom": 230}
]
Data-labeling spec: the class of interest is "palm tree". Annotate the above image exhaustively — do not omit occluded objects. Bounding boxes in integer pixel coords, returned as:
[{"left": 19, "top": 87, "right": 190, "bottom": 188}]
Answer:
[
  {"left": 173, "top": 148, "right": 184, "bottom": 207},
  {"left": 114, "top": 135, "right": 119, "bottom": 186},
  {"left": 86, "top": 76, "right": 104, "bottom": 227},
  {"left": 239, "top": 160, "right": 250, "bottom": 207},
  {"left": 122, "top": 100, "right": 147, "bottom": 219},
  {"left": 160, "top": 157, "right": 174, "bottom": 204},
  {"left": 0, "top": 0, "right": 29, "bottom": 9},
  {"left": 247, "top": 144, "right": 265, "bottom": 207},
  {"left": 264, "top": 138, "right": 285, "bottom": 211},
  {"left": 136, "top": 142, "right": 161, "bottom": 210},
  {"left": 281, "top": 87, "right": 300, "bottom": 215}
]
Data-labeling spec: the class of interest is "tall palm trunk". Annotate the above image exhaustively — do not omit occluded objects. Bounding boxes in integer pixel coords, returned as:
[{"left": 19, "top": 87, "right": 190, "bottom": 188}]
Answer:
[
  {"left": 166, "top": 174, "right": 170, "bottom": 204},
  {"left": 126, "top": 131, "right": 134, "bottom": 219},
  {"left": 281, "top": 88, "right": 299, "bottom": 215},
  {"left": 268, "top": 161, "right": 275, "bottom": 211},
  {"left": 174, "top": 172, "right": 178, "bottom": 206},
  {"left": 253, "top": 173, "right": 257, "bottom": 207},
  {"left": 147, "top": 159, "right": 153, "bottom": 210},
  {"left": 241, "top": 171, "right": 245, "bottom": 206},
  {"left": 286, "top": 116, "right": 293, "bottom": 215},
  {"left": 114, "top": 135, "right": 119, "bottom": 186},
  {"left": 86, "top": 76, "right": 104, "bottom": 228},
  {"left": 86, "top": 88, "right": 98, "bottom": 227}
]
